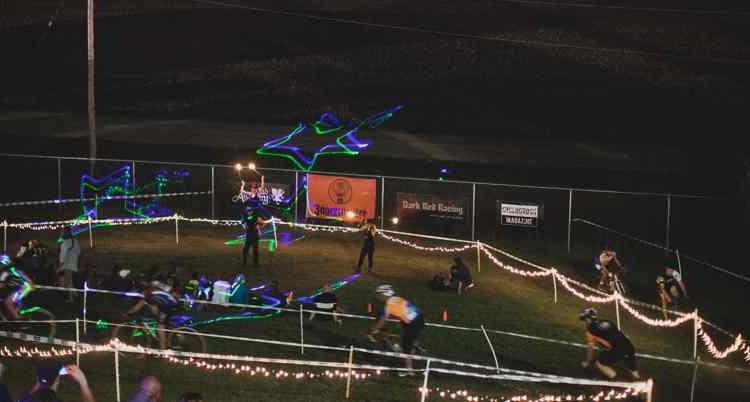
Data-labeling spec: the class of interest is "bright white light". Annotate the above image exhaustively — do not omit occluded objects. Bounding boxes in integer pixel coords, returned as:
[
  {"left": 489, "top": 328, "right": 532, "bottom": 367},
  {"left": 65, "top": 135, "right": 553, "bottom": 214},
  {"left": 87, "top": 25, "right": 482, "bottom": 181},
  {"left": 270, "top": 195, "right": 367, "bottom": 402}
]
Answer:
[
  {"left": 391, "top": 217, "right": 399, "bottom": 225},
  {"left": 234, "top": 163, "right": 243, "bottom": 171},
  {"left": 345, "top": 211, "right": 356, "bottom": 219},
  {"left": 248, "top": 163, "right": 256, "bottom": 170}
]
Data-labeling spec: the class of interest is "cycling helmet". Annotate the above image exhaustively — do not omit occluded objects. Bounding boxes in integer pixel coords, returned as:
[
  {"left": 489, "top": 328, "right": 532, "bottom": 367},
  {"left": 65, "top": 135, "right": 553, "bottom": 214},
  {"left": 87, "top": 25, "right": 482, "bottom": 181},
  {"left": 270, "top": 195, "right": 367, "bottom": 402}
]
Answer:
[
  {"left": 375, "top": 284, "right": 394, "bottom": 297},
  {"left": 0, "top": 254, "right": 11, "bottom": 268},
  {"left": 579, "top": 307, "right": 598, "bottom": 321},
  {"left": 656, "top": 275, "right": 665, "bottom": 284}
]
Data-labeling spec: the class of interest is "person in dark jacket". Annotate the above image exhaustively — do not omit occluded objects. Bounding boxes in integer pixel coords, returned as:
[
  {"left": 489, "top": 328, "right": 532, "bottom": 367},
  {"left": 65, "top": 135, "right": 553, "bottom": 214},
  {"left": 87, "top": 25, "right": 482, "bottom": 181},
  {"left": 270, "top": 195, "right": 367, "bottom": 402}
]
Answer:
[{"left": 356, "top": 219, "right": 376, "bottom": 273}]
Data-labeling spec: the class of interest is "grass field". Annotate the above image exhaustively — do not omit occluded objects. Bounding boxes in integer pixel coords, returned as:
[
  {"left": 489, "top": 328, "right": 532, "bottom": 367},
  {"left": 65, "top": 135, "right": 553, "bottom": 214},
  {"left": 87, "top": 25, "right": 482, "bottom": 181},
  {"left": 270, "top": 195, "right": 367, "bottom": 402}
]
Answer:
[{"left": 1, "top": 222, "right": 749, "bottom": 401}]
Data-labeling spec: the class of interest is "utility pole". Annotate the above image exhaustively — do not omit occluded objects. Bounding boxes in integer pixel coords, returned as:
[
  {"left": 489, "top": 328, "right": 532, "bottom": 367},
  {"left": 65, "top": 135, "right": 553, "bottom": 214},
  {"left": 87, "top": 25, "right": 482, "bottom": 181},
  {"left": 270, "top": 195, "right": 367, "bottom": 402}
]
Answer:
[{"left": 87, "top": 0, "right": 96, "bottom": 173}]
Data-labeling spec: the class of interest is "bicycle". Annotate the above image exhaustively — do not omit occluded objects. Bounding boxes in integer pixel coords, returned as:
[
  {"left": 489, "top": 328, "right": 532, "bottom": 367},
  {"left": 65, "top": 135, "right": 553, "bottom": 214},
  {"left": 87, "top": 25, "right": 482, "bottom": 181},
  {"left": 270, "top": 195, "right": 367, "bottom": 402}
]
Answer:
[
  {"left": 367, "top": 331, "right": 426, "bottom": 355},
  {"left": 601, "top": 269, "right": 628, "bottom": 295},
  {"left": 112, "top": 313, "right": 206, "bottom": 353},
  {"left": 0, "top": 300, "right": 56, "bottom": 338}
]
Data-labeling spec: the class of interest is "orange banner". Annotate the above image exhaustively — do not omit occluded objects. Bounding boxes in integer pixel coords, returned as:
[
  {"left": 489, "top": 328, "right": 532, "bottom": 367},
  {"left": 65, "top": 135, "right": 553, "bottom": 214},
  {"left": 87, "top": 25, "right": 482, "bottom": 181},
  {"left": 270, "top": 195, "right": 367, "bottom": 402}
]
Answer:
[{"left": 306, "top": 174, "right": 377, "bottom": 221}]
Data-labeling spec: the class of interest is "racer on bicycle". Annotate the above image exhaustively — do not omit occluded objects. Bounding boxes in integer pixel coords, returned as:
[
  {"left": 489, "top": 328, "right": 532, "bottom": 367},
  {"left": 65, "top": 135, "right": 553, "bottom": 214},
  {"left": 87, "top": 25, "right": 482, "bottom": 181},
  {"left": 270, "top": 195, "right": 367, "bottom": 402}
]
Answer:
[
  {"left": 120, "top": 274, "right": 180, "bottom": 349},
  {"left": 0, "top": 254, "right": 34, "bottom": 321},
  {"left": 369, "top": 284, "right": 424, "bottom": 376},
  {"left": 579, "top": 307, "right": 640, "bottom": 380},
  {"left": 594, "top": 245, "right": 624, "bottom": 291},
  {"left": 656, "top": 263, "right": 689, "bottom": 319}
]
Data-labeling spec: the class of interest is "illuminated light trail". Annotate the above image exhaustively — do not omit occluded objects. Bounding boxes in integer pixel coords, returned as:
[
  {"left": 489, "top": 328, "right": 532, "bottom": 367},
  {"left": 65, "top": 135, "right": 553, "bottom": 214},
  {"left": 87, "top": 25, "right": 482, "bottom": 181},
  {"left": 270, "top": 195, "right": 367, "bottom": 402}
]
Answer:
[{"left": 256, "top": 105, "right": 403, "bottom": 172}]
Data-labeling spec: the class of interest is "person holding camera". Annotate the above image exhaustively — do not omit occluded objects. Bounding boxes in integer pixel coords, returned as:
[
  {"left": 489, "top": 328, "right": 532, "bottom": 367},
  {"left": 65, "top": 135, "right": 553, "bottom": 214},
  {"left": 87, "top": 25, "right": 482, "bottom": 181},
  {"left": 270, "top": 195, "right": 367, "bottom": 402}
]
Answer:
[{"left": 19, "top": 363, "right": 95, "bottom": 402}]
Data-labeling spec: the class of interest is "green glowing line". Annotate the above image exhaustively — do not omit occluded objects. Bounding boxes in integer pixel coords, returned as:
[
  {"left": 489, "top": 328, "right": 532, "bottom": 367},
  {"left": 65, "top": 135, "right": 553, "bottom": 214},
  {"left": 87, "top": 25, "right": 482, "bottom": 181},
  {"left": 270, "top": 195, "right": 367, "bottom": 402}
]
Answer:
[{"left": 19, "top": 306, "right": 41, "bottom": 315}]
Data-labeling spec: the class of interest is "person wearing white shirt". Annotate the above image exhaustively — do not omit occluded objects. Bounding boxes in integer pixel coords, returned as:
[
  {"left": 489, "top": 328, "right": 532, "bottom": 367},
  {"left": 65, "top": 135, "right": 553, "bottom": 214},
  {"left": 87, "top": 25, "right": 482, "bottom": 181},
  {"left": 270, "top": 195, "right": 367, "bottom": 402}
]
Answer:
[{"left": 58, "top": 227, "right": 81, "bottom": 302}]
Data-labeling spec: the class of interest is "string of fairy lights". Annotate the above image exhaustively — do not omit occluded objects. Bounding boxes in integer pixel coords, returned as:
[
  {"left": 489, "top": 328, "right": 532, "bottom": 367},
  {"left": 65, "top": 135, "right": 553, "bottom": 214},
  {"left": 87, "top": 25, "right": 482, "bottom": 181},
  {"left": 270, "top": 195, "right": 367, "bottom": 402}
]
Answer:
[
  {"left": 3, "top": 214, "right": 749, "bottom": 364},
  {"left": 0, "top": 336, "right": 652, "bottom": 402},
  {"left": 425, "top": 386, "right": 645, "bottom": 402}
]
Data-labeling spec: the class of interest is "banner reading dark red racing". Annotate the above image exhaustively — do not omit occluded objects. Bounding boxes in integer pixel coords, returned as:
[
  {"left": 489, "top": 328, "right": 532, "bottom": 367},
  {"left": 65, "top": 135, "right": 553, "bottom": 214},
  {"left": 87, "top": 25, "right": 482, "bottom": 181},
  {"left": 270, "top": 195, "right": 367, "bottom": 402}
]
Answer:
[
  {"left": 306, "top": 174, "right": 376, "bottom": 221},
  {"left": 497, "top": 201, "right": 542, "bottom": 228},
  {"left": 397, "top": 192, "right": 467, "bottom": 222}
]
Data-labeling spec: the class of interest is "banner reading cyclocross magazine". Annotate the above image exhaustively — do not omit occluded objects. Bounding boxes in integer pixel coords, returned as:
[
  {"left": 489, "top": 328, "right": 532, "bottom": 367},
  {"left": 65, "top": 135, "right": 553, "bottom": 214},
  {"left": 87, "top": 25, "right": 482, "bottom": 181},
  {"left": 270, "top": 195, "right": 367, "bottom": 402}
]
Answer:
[
  {"left": 306, "top": 174, "right": 376, "bottom": 221},
  {"left": 497, "top": 201, "right": 542, "bottom": 228},
  {"left": 396, "top": 192, "right": 467, "bottom": 222}
]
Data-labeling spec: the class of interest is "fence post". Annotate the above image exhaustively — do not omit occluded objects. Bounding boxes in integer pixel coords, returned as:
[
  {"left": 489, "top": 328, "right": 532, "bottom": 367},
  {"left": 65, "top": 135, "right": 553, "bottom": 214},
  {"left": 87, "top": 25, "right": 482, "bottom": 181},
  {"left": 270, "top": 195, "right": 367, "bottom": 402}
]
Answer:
[
  {"left": 57, "top": 157, "right": 62, "bottom": 203},
  {"left": 567, "top": 190, "right": 573, "bottom": 253},
  {"left": 551, "top": 270, "right": 558, "bottom": 304},
  {"left": 615, "top": 294, "right": 621, "bottom": 330},
  {"left": 83, "top": 282, "right": 88, "bottom": 334},
  {"left": 88, "top": 217, "right": 93, "bottom": 248},
  {"left": 114, "top": 343, "right": 121, "bottom": 402},
  {"left": 294, "top": 171, "right": 299, "bottom": 223},
  {"left": 2, "top": 220, "right": 6, "bottom": 252},
  {"left": 690, "top": 357, "right": 700, "bottom": 402},
  {"left": 480, "top": 325, "right": 501, "bottom": 372},
  {"left": 666, "top": 195, "right": 671, "bottom": 252},
  {"left": 75, "top": 318, "right": 81, "bottom": 367},
  {"left": 471, "top": 183, "right": 476, "bottom": 241},
  {"left": 174, "top": 214, "right": 180, "bottom": 245},
  {"left": 380, "top": 176, "right": 385, "bottom": 229},
  {"left": 211, "top": 165, "right": 215, "bottom": 220},
  {"left": 693, "top": 310, "right": 699, "bottom": 360},
  {"left": 475, "top": 242, "right": 481, "bottom": 273},
  {"left": 419, "top": 359, "right": 431, "bottom": 402},
  {"left": 345, "top": 346, "right": 355, "bottom": 399},
  {"left": 131, "top": 160, "right": 136, "bottom": 195},
  {"left": 299, "top": 304, "right": 305, "bottom": 355}
]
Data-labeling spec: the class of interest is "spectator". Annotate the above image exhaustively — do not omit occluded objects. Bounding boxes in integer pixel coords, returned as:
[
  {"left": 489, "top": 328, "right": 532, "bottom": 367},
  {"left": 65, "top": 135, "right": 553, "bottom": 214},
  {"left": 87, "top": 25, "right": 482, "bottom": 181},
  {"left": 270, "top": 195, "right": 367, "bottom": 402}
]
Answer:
[
  {"left": 212, "top": 274, "right": 232, "bottom": 304},
  {"left": 177, "top": 393, "right": 202, "bottom": 402},
  {"left": 355, "top": 219, "right": 376, "bottom": 273},
  {"left": 309, "top": 283, "right": 343, "bottom": 325},
  {"left": 241, "top": 207, "right": 268, "bottom": 268},
  {"left": 229, "top": 273, "right": 249, "bottom": 305},
  {"left": 19, "top": 364, "right": 95, "bottom": 402},
  {"left": 127, "top": 376, "right": 161, "bottom": 402},
  {"left": 447, "top": 257, "right": 473, "bottom": 295},
  {"left": 58, "top": 227, "right": 81, "bottom": 303},
  {"left": 0, "top": 362, "right": 11, "bottom": 402},
  {"left": 17, "top": 240, "right": 48, "bottom": 280},
  {"left": 264, "top": 280, "right": 291, "bottom": 307}
]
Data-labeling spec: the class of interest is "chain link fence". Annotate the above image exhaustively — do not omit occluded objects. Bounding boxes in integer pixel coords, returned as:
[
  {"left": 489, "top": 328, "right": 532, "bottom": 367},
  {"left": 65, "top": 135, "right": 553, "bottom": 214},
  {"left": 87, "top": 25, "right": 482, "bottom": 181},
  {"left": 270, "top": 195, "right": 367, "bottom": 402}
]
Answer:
[{"left": 0, "top": 153, "right": 744, "bottom": 301}]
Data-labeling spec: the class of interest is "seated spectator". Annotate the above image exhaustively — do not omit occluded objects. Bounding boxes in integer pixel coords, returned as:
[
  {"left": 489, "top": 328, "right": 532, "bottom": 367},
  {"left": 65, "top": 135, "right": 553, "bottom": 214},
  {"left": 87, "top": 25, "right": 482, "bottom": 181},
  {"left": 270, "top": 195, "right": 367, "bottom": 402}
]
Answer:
[
  {"left": 19, "top": 364, "right": 95, "bottom": 402},
  {"left": 309, "top": 283, "right": 343, "bottom": 325},
  {"left": 212, "top": 274, "right": 232, "bottom": 304},
  {"left": 127, "top": 376, "right": 161, "bottom": 402},
  {"left": 228, "top": 273, "right": 249, "bottom": 305},
  {"left": 264, "top": 280, "right": 291, "bottom": 307},
  {"left": 177, "top": 393, "right": 202, "bottom": 402},
  {"left": 447, "top": 257, "right": 473, "bottom": 294},
  {"left": 184, "top": 272, "right": 200, "bottom": 298}
]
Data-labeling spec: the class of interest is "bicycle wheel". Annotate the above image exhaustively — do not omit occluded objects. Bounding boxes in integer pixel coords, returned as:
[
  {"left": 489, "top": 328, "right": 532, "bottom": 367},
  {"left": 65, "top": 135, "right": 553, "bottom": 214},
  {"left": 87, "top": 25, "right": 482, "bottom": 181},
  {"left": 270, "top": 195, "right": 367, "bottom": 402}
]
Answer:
[
  {"left": 112, "top": 321, "right": 153, "bottom": 350},
  {"left": 614, "top": 277, "right": 628, "bottom": 295},
  {"left": 168, "top": 326, "right": 206, "bottom": 353},
  {"left": 18, "top": 307, "right": 56, "bottom": 338}
]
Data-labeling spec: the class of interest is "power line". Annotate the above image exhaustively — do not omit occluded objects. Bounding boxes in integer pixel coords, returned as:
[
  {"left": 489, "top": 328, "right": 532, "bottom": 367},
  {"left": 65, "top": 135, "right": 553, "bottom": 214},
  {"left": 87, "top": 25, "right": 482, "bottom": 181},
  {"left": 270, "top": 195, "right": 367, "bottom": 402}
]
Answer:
[
  {"left": 188, "top": 0, "right": 750, "bottom": 65},
  {"left": 489, "top": 0, "right": 750, "bottom": 17}
]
